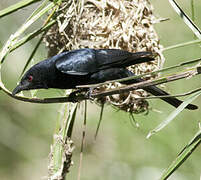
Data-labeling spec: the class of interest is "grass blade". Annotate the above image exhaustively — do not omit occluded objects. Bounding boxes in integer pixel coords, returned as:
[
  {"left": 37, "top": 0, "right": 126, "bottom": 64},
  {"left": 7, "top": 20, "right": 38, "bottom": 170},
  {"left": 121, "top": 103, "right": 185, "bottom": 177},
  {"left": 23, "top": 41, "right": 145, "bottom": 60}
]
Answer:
[
  {"left": 191, "top": 0, "right": 195, "bottom": 22},
  {"left": 77, "top": 57, "right": 201, "bottom": 89},
  {"left": 0, "top": 0, "right": 60, "bottom": 63},
  {"left": 163, "top": 39, "right": 201, "bottom": 51},
  {"left": 49, "top": 103, "right": 78, "bottom": 180},
  {"left": 78, "top": 100, "right": 87, "bottom": 180},
  {"left": 0, "top": 0, "right": 41, "bottom": 18},
  {"left": 95, "top": 103, "right": 104, "bottom": 139},
  {"left": 168, "top": 0, "right": 201, "bottom": 39},
  {"left": 160, "top": 128, "right": 201, "bottom": 180},
  {"left": 66, "top": 103, "right": 78, "bottom": 138},
  {"left": 147, "top": 91, "right": 201, "bottom": 139},
  {"left": 13, "top": 2, "right": 55, "bottom": 38},
  {"left": 26, "top": 0, "right": 49, "bottom": 21},
  {"left": 20, "top": 33, "right": 44, "bottom": 77},
  {"left": 20, "top": 0, "right": 59, "bottom": 76},
  {"left": 0, "top": 19, "right": 56, "bottom": 63},
  {"left": 129, "top": 113, "right": 140, "bottom": 128}
]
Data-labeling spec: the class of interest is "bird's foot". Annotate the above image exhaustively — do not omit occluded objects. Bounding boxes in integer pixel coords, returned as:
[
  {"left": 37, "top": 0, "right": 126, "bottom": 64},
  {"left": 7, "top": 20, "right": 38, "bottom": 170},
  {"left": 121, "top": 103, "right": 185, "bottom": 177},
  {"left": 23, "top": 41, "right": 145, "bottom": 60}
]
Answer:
[
  {"left": 68, "top": 90, "right": 83, "bottom": 102},
  {"left": 85, "top": 88, "right": 94, "bottom": 100},
  {"left": 68, "top": 88, "right": 95, "bottom": 102}
]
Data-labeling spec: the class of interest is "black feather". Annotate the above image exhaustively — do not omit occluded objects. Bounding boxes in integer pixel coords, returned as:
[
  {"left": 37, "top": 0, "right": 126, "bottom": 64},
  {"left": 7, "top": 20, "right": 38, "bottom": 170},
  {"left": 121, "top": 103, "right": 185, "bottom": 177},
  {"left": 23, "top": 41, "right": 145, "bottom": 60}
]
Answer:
[
  {"left": 55, "top": 48, "right": 154, "bottom": 75},
  {"left": 12, "top": 48, "right": 198, "bottom": 110}
]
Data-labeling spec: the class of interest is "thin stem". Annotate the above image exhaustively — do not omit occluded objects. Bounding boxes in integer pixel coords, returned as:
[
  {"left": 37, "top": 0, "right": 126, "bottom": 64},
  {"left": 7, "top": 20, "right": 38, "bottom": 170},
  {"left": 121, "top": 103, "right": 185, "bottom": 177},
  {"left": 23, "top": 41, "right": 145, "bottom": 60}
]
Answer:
[
  {"left": 20, "top": 5, "right": 58, "bottom": 76},
  {"left": 168, "top": 0, "right": 201, "bottom": 39},
  {"left": 95, "top": 103, "right": 104, "bottom": 139},
  {"left": 77, "top": 57, "right": 201, "bottom": 88},
  {"left": 20, "top": 33, "right": 44, "bottom": 77},
  {"left": 132, "top": 87, "right": 201, "bottom": 100},
  {"left": 191, "top": 0, "right": 195, "bottom": 22},
  {"left": 90, "top": 68, "right": 200, "bottom": 99},
  {"left": 77, "top": 100, "right": 87, "bottom": 180},
  {"left": 163, "top": 39, "right": 201, "bottom": 51},
  {"left": 0, "top": 0, "right": 41, "bottom": 18},
  {"left": 1, "top": 66, "right": 200, "bottom": 104},
  {"left": 160, "top": 128, "right": 201, "bottom": 180}
]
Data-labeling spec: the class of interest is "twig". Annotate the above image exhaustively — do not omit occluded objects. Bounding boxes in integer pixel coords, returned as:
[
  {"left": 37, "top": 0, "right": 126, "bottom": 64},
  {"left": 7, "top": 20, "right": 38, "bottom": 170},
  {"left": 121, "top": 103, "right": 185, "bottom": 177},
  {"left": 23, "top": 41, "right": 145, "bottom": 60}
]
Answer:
[
  {"left": 77, "top": 57, "right": 201, "bottom": 88},
  {"left": 1, "top": 66, "right": 200, "bottom": 104},
  {"left": 0, "top": 85, "right": 87, "bottom": 103},
  {"left": 131, "top": 87, "right": 201, "bottom": 100},
  {"left": 90, "top": 68, "right": 200, "bottom": 99}
]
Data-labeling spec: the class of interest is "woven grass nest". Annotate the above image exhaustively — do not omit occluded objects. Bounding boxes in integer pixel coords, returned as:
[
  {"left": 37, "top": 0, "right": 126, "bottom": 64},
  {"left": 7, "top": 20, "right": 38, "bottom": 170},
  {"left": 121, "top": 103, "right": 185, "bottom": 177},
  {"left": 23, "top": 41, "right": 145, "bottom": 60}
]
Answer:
[{"left": 44, "top": 0, "right": 165, "bottom": 114}]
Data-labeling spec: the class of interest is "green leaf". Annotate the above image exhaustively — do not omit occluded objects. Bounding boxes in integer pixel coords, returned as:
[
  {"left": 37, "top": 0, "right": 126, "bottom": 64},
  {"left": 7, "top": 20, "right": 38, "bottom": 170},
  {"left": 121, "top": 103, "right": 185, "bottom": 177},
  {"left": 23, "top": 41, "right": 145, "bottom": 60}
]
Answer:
[
  {"left": 26, "top": 0, "right": 49, "bottom": 21},
  {"left": 0, "top": 19, "right": 56, "bottom": 63},
  {"left": 13, "top": 2, "right": 55, "bottom": 38},
  {"left": 160, "top": 128, "right": 201, "bottom": 180},
  {"left": 20, "top": 32, "right": 45, "bottom": 77},
  {"left": 147, "top": 91, "right": 201, "bottom": 138},
  {"left": 0, "top": 0, "right": 63, "bottom": 64},
  {"left": 0, "top": 0, "right": 41, "bottom": 18},
  {"left": 163, "top": 39, "right": 201, "bottom": 51},
  {"left": 191, "top": 0, "right": 195, "bottom": 22},
  {"left": 53, "top": 103, "right": 78, "bottom": 173},
  {"left": 95, "top": 103, "right": 104, "bottom": 139},
  {"left": 66, "top": 103, "right": 78, "bottom": 138},
  {"left": 77, "top": 57, "right": 201, "bottom": 89},
  {"left": 168, "top": 0, "right": 201, "bottom": 39}
]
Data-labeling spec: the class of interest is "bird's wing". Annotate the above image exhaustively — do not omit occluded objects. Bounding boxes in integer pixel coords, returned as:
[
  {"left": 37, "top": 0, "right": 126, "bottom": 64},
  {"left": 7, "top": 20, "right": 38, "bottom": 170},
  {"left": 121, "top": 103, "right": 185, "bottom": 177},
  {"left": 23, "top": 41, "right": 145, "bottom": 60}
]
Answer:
[
  {"left": 55, "top": 49, "right": 97, "bottom": 75},
  {"left": 55, "top": 48, "right": 155, "bottom": 75},
  {"left": 95, "top": 49, "right": 155, "bottom": 69}
]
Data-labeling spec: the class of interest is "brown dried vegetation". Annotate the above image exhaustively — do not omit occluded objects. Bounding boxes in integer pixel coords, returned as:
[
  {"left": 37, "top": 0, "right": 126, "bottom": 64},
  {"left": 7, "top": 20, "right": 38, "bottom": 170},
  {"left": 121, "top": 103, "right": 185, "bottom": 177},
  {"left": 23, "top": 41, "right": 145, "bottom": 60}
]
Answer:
[{"left": 44, "top": 0, "right": 164, "bottom": 113}]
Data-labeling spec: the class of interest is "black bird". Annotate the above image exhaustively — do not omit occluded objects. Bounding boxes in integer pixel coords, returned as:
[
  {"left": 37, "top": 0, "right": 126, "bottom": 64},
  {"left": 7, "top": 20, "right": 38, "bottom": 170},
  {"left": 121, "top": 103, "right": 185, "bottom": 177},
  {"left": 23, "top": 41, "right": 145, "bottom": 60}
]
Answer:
[{"left": 12, "top": 48, "right": 197, "bottom": 110}]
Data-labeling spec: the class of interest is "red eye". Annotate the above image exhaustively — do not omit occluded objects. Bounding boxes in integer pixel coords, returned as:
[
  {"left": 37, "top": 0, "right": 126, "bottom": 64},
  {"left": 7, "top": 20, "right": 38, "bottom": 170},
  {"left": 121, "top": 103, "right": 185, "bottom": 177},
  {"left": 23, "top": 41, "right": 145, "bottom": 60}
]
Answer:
[{"left": 28, "top": 75, "right": 33, "bottom": 82}]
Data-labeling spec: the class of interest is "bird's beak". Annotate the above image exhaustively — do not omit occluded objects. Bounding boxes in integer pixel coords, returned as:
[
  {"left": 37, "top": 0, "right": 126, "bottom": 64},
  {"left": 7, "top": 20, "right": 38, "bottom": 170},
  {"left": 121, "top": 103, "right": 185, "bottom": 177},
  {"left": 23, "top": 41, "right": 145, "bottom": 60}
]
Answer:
[{"left": 12, "top": 84, "right": 24, "bottom": 96}]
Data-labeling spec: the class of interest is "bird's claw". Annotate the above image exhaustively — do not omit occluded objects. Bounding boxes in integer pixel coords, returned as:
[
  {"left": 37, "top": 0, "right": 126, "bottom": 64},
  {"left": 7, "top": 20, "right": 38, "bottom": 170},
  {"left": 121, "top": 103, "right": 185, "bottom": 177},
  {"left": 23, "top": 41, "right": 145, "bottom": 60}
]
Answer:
[
  {"left": 68, "top": 89, "right": 94, "bottom": 102},
  {"left": 85, "top": 88, "right": 94, "bottom": 100},
  {"left": 68, "top": 90, "right": 81, "bottom": 102}
]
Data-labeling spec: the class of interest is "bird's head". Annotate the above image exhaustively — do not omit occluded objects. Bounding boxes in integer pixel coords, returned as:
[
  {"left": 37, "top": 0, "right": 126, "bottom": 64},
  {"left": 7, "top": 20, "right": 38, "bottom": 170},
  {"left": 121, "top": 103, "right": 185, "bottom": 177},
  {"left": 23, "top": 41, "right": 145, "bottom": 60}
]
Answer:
[{"left": 12, "top": 64, "right": 49, "bottom": 95}]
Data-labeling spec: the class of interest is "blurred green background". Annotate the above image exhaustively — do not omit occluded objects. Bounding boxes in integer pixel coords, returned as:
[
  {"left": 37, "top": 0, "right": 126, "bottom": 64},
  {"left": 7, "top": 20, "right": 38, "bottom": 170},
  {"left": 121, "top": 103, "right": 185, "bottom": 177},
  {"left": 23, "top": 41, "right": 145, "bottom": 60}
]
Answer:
[{"left": 0, "top": 0, "right": 201, "bottom": 180}]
